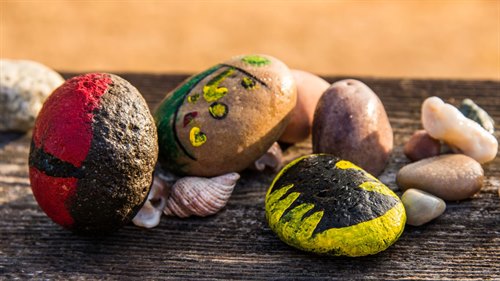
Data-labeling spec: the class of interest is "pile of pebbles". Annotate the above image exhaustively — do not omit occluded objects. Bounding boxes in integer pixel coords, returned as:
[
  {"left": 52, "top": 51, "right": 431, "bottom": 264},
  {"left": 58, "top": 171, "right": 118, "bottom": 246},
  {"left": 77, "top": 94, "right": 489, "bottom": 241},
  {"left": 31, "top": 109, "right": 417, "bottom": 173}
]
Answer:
[{"left": 398, "top": 97, "right": 497, "bottom": 226}]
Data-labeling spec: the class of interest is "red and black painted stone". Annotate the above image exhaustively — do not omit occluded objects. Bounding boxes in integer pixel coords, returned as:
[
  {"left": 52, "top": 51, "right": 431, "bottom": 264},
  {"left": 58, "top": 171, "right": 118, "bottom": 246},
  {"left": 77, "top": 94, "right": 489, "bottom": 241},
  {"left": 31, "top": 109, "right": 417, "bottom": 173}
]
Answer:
[{"left": 29, "top": 73, "right": 158, "bottom": 234}]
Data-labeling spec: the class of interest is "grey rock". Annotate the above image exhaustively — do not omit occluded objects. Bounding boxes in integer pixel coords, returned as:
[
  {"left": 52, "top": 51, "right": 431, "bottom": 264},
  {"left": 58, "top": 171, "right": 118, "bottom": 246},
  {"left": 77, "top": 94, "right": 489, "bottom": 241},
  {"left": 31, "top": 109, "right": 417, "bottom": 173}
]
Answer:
[{"left": 0, "top": 59, "right": 64, "bottom": 132}]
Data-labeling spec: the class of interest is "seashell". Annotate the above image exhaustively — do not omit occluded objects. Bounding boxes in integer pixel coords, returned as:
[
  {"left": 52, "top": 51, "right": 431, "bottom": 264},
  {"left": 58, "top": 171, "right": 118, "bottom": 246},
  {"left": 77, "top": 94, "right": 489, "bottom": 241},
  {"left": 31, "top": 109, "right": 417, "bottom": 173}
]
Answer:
[
  {"left": 132, "top": 175, "right": 170, "bottom": 228},
  {"left": 164, "top": 172, "right": 240, "bottom": 218},
  {"left": 422, "top": 96, "right": 498, "bottom": 164},
  {"left": 249, "top": 142, "right": 284, "bottom": 172}
]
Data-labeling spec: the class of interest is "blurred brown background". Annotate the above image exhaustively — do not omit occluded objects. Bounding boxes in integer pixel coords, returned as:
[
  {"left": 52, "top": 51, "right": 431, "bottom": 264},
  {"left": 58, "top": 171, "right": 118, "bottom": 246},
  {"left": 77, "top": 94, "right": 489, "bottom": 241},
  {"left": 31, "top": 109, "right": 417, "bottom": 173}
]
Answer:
[{"left": 1, "top": 0, "right": 499, "bottom": 79}]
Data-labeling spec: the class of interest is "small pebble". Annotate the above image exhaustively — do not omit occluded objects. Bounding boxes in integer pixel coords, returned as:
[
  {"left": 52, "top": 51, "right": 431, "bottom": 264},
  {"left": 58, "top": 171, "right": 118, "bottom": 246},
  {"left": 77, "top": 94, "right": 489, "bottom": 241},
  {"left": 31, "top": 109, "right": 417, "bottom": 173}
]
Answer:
[
  {"left": 279, "top": 69, "right": 329, "bottom": 143},
  {"left": 313, "top": 79, "right": 393, "bottom": 176},
  {"left": 459, "top": 98, "right": 495, "bottom": 134},
  {"left": 397, "top": 154, "right": 484, "bottom": 201},
  {"left": 422, "top": 96, "right": 498, "bottom": 164},
  {"left": 0, "top": 59, "right": 65, "bottom": 132},
  {"left": 401, "top": 189, "right": 446, "bottom": 226},
  {"left": 403, "top": 130, "right": 441, "bottom": 161}
]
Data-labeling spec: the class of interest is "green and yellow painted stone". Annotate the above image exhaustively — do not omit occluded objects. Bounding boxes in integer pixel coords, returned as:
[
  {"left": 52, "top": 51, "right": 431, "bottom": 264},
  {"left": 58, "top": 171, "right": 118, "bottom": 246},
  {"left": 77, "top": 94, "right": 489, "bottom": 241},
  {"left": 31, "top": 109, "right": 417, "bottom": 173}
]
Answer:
[
  {"left": 265, "top": 154, "right": 406, "bottom": 257},
  {"left": 154, "top": 54, "right": 296, "bottom": 176}
]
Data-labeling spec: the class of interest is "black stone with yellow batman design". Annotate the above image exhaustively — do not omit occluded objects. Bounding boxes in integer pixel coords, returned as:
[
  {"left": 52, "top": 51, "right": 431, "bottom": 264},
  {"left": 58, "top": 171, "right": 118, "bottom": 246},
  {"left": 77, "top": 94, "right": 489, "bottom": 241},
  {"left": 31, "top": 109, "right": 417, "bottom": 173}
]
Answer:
[
  {"left": 270, "top": 155, "right": 399, "bottom": 234},
  {"left": 265, "top": 154, "right": 406, "bottom": 257}
]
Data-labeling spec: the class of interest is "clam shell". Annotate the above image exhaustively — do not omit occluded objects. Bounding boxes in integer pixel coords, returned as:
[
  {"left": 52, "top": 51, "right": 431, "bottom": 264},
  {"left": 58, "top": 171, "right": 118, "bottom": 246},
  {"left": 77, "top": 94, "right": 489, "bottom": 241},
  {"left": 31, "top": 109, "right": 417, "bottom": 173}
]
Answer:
[{"left": 164, "top": 172, "right": 240, "bottom": 218}]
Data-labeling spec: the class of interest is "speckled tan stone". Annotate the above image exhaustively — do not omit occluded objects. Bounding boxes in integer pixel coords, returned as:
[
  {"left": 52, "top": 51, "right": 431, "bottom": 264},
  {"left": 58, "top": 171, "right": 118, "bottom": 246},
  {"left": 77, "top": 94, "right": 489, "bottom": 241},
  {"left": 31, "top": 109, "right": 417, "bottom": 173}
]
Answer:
[{"left": 397, "top": 154, "right": 484, "bottom": 201}]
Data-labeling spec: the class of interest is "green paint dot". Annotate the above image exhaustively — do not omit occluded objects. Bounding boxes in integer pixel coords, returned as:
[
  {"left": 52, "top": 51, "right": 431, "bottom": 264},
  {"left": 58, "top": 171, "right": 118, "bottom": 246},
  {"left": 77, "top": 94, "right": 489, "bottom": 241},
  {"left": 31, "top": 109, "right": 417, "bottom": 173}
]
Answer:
[
  {"left": 241, "top": 77, "right": 257, "bottom": 89},
  {"left": 241, "top": 55, "right": 271, "bottom": 67},
  {"left": 209, "top": 102, "right": 228, "bottom": 120}
]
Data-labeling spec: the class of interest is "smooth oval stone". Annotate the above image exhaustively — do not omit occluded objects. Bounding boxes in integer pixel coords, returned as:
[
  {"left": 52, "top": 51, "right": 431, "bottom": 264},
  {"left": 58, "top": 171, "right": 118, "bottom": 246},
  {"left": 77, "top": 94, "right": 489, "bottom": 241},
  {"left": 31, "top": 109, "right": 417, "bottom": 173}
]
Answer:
[
  {"left": 397, "top": 154, "right": 484, "bottom": 201},
  {"left": 404, "top": 130, "right": 441, "bottom": 162},
  {"left": 0, "top": 59, "right": 65, "bottom": 132},
  {"left": 265, "top": 154, "right": 406, "bottom": 257},
  {"left": 313, "top": 79, "right": 393, "bottom": 176},
  {"left": 279, "top": 69, "right": 329, "bottom": 143},
  {"left": 29, "top": 73, "right": 158, "bottom": 234},
  {"left": 402, "top": 189, "right": 446, "bottom": 226},
  {"left": 155, "top": 54, "right": 296, "bottom": 176}
]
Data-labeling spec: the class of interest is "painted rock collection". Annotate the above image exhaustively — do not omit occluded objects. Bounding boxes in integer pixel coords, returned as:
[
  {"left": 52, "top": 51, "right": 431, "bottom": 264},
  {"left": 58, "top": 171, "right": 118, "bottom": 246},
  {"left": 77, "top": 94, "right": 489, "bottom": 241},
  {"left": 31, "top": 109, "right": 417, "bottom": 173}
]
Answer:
[
  {"left": 265, "top": 154, "right": 406, "bottom": 256},
  {"left": 0, "top": 59, "right": 65, "bottom": 132},
  {"left": 312, "top": 79, "right": 393, "bottom": 176},
  {"left": 154, "top": 54, "right": 297, "bottom": 177},
  {"left": 29, "top": 73, "right": 158, "bottom": 233},
  {"left": 16, "top": 56, "right": 496, "bottom": 256}
]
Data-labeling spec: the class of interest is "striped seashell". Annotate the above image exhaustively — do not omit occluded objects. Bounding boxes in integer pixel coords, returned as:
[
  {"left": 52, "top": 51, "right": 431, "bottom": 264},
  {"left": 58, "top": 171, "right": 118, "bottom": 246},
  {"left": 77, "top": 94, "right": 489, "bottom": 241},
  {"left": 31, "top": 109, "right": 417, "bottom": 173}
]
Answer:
[{"left": 164, "top": 172, "right": 240, "bottom": 218}]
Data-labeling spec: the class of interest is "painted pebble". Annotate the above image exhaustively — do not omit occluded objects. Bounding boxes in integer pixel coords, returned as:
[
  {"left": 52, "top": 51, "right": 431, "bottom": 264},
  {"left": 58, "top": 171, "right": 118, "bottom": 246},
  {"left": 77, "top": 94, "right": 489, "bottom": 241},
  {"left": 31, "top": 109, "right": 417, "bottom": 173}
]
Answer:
[
  {"left": 29, "top": 73, "right": 158, "bottom": 233},
  {"left": 313, "top": 79, "right": 393, "bottom": 176},
  {"left": 459, "top": 98, "right": 495, "bottom": 134},
  {"left": 403, "top": 130, "right": 441, "bottom": 162},
  {"left": 0, "top": 59, "right": 64, "bottom": 132},
  {"left": 279, "top": 69, "right": 329, "bottom": 143},
  {"left": 422, "top": 96, "right": 498, "bottom": 164},
  {"left": 265, "top": 154, "right": 406, "bottom": 257},
  {"left": 397, "top": 154, "right": 484, "bottom": 201},
  {"left": 155, "top": 54, "right": 296, "bottom": 176},
  {"left": 401, "top": 189, "right": 446, "bottom": 226}
]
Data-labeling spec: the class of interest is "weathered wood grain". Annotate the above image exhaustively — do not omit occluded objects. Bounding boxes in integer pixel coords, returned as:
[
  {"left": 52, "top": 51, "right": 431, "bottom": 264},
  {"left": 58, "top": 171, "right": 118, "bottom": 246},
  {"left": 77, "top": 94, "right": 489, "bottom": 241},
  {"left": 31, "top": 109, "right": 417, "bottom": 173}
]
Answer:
[{"left": 1, "top": 74, "right": 499, "bottom": 280}]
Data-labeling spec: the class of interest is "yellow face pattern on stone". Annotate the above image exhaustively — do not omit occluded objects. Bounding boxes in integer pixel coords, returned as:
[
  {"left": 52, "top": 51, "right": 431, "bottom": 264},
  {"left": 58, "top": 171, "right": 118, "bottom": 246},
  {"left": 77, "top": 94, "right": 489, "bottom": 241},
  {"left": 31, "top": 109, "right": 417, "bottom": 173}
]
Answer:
[
  {"left": 189, "top": 127, "right": 207, "bottom": 147},
  {"left": 203, "top": 69, "right": 234, "bottom": 103},
  {"left": 265, "top": 154, "right": 406, "bottom": 257},
  {"left": 208, "top": 102, "right": 228, "bottom": 120},
  {"left": 174, "top": 65, "right": 269, "bottom": 153}
]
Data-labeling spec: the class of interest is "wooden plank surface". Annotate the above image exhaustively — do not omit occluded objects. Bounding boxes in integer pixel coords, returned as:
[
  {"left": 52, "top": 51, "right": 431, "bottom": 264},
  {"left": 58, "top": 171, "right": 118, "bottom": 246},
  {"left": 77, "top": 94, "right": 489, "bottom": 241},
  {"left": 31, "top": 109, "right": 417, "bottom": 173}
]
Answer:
[{"left": 1, "top": 74, "right": 499, "bottom": 280}]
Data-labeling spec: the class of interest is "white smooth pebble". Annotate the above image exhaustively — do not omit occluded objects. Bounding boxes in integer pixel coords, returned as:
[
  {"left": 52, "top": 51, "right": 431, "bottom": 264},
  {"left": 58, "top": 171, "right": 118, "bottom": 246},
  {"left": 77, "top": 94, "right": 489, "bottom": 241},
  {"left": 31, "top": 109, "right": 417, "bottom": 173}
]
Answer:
[{"left": 402, "top": 188, "right": 446, "bottom": 226}]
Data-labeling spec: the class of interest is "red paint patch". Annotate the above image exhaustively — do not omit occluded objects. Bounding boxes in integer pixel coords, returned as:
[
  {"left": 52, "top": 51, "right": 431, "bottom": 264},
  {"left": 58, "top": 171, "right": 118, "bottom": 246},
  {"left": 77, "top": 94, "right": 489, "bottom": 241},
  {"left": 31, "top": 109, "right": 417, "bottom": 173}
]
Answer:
[
  {"left": 183, "top": 112, "right": 198, "bottom": 127},
  {"left": 29, "top": 167, "right": 77, "bottom": 227},
  {"left": 33, "top": 73, "right": 112, "bottom": 167}
]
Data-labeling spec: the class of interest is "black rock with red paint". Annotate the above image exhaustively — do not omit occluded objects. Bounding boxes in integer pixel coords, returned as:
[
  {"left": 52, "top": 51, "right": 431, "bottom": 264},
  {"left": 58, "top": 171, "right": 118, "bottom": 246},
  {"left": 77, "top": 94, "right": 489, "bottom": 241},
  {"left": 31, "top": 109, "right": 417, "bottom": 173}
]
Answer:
[{"left": 29, "top": 73, "right": 158, "bottom": 234}]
